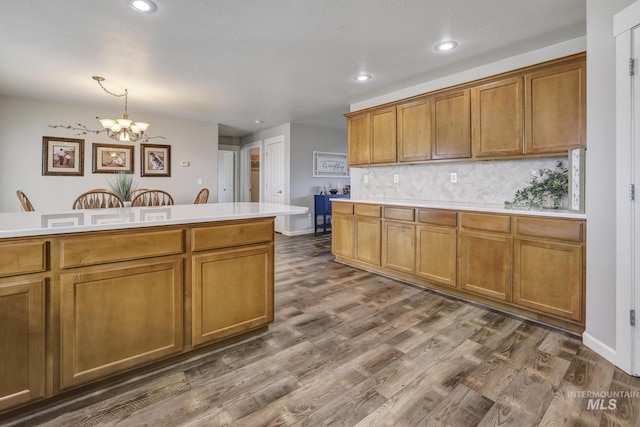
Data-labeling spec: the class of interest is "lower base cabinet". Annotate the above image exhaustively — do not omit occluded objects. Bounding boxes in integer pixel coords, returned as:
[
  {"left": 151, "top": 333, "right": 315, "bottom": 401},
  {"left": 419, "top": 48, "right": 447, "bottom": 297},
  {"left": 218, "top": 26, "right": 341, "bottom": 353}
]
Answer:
[
  {"left": 513, "top": 239, "right": 583, "bottom": 322},
  {"left": 332, "top": 201, "right": 586, "bottom": 333},
  {"left": 415, "top": 225, "right": 456, "bottom": 287},
  {"left": 59, "top": 260, "right": 184, "bottom": 389},
  {"left": 192, "top": 243, "right": 274, "bottom": 346},
  {"left": 0, "top": 279, "right": 45, "bottom": 411},
  {"left": 459, "top": 231, "right": 513, "bottom": 302}
]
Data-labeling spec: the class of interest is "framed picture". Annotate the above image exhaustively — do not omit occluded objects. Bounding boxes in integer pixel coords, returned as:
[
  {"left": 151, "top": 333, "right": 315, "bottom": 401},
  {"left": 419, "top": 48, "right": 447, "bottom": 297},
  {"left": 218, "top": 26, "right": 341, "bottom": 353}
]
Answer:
[
  {"left": 141, "top": 144, "right": 171, "bottom": 177},
  {"left": 92, "top": 143, "right": 134, "bottom": 173},
  {"left": 568, "top": 146, "right": 586, "bottom": 212},
  {"left": 313, "top": 151, "right": 349, "bottom": 178},
  {"left": 41, "top": 213, "right": 84, "bottom": 228},
  {"left": 42, "top": 136, "right": 84, "bottom": 176}
]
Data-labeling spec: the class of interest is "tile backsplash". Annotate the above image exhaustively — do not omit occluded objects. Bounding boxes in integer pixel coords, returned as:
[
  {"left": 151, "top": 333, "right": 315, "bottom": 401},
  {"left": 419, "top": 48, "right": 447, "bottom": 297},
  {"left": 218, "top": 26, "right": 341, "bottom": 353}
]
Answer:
[{"left": 354, "top": 157, "right": 567, "bottom": 205}]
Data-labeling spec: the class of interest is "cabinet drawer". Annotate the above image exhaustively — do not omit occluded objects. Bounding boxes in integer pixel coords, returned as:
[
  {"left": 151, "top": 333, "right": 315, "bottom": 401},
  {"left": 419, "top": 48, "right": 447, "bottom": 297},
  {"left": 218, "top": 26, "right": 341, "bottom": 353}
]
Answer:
[
  {"left": 354, "top": 204, "right": 381, "bottom": 218},
  {"left": 384, "top": 207, "right": 415, "bottom": 221},
  {"left": 461, "top": 213, "right": 510, "bottom": 233},
  {"left": 417, "top": 209, "right": 457, "bottom": 227},
  {"left": 0, "top": 241, "right": 47, "bottom": 277},
  {"left": 515, "top": 217, "right": 584, "bottom": 242},
  {"left": 332, "top": 202, "right": 354, "bottom": 215},
  {"left": 61, "top": 229, "right": 184, "bottom": 268},
  {"left": 192, "top": 219, "right": 273, "bottom": 251}
]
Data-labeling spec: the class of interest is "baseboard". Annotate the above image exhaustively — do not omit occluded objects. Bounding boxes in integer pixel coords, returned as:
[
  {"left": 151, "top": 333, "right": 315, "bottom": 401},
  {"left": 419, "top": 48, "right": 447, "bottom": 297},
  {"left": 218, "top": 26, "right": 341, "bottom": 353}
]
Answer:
[
  {"left": 582, "top": 332, "right": 617, "bottom": 365},
  {"left": 281, "top": 228, "right": 315, "bottom": 236}
]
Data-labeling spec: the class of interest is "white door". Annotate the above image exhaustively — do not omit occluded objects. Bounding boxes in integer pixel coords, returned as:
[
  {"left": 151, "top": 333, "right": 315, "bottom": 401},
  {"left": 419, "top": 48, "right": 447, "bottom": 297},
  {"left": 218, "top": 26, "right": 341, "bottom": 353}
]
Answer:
[
  {"left": 615, "top": 6, "right": 640, "bottom": 376},
  {"left": 264, "top": 136, "right": 285, "bottom": 233},
  {"left": 217, "top": 150, "right": 235, "bottom": 203}
]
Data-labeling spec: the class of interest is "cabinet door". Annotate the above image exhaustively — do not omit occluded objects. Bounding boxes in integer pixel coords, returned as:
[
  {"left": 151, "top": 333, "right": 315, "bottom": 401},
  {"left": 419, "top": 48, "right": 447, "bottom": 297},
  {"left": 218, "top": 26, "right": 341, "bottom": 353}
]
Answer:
[
  {"left": 59, "top": 260, "right": 184, "bottom": 389},
  {"left": 192, "top": 244, "right": 274, "bottom": 346},
  {"left": 514, "top": 239, "right": 582, "bottom": 322},
  {"left": 397, "top": 98, "right": 432, "bottom": 162},
  {"left": 0, "top": 279, "right": 45, "bottom": 411},
  {"left": 525, "top": 58, "right": 586, "bottom": 154},
  {"left": 416, "top": 225, "right": 456, "bottom": 287},
  {"left": 355, "top": 217, "right": 381, "bottom": 266},
  {"left": 347, "top": 112, "right": 371, "bottom": 166},
  {"left": 382, "top": 221, "right": 415, "bottom": 274},
  {"left": 433, "top": 90, "right": 471, "bottom": 159},
  {"left": 332, "top": 214, "right": 354, "bottom": 258},
  {"left": 471, "top": 77, "right": 524, "bottom": 158},
  {"left": 459, "top": 231, "right": 513, "bottom": 301},
  {"left": 371, "top": 106, "right": 397, "bottom": 164}
]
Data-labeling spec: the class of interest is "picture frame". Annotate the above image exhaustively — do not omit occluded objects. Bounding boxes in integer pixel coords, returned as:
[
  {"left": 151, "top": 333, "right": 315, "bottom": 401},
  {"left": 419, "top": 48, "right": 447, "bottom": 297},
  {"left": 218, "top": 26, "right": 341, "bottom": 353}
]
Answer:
[
  {"left": 568, "top": 146, "right": 586, "bottom": 212},
  {"left": 141, "top": 144, "right": 171, "bottom": 177},
  {"left": 92, "top": 143, "right": 134, "bottom": 174},
  {"left": 312, "top": 151, "right": 349, "bottom": 178},
  {"left": 42, "top": 136, "right": 84, "bottom": 176}
]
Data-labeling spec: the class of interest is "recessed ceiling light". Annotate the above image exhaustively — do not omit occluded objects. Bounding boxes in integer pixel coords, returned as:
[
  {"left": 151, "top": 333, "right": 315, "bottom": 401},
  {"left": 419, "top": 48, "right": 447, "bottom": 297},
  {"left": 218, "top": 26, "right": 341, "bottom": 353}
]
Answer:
[
  {"left": 127, "top": 0, "right": 157, "bottom": 13},
  {"left": 356, "top": 74, "right": 372, "bottom": 82},
  {"left": 254, "top": 120, "right": 264, "bottom": 124},
  {"left": 434, "top": 40, "right": 458, "bottom": 52}
]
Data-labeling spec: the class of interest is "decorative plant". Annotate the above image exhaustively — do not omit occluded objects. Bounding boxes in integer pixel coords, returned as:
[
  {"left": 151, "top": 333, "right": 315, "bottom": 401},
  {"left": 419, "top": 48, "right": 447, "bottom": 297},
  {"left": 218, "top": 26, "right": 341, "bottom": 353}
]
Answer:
[
  {"left": 106, "top": 171, "right": 138, "bottom": 202},
  {"left": 505, "top": 160, "right": 568, "bottom": 209}
]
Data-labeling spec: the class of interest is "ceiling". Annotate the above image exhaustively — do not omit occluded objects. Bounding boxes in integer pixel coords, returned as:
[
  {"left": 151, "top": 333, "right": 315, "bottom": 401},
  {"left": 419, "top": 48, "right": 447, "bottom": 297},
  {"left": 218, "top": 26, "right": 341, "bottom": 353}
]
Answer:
[{"left": 0, "top": 0, "right": 586, "bottom": 137}]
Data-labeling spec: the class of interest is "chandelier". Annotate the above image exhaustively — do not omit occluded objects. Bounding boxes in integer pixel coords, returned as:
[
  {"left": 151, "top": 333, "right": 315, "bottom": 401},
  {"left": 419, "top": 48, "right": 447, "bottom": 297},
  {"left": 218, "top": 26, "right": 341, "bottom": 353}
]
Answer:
[{"left": 93, "top": 76, "right": 149, "bottom": 143}]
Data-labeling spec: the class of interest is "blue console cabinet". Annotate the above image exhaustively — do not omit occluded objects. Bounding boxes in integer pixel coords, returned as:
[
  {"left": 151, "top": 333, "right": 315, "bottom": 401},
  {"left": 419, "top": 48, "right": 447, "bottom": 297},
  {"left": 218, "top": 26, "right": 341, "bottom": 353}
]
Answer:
[{"left": 314, "top": 194, "right": 349, "bottom": 234}]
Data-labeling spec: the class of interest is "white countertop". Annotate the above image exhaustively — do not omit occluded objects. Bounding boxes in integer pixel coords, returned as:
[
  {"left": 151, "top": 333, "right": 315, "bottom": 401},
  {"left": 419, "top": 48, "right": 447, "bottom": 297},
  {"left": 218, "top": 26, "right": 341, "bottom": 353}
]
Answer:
[
  {"left": 332, "top": 198, "right": 586, "bottom": 220},
  {"left": 0, "top": 202, "right": 309, "bottom": 239}
]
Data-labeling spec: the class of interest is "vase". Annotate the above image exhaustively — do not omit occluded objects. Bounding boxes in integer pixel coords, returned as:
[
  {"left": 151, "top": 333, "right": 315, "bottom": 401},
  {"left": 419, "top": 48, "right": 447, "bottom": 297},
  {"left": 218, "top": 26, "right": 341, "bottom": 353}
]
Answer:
[
  {"left": 124, "top": 201, "right": 132, "bottom": 207},
  {"left": 541, "top": 193, "right": 559, "bottom": 209}
]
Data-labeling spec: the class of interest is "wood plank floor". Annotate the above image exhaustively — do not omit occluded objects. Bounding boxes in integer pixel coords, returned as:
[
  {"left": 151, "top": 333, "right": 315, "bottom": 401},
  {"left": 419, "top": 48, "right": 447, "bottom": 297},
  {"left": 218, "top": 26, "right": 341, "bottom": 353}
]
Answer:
[{"left": 9, "top": 233, "right": 640, "bottom": 426}]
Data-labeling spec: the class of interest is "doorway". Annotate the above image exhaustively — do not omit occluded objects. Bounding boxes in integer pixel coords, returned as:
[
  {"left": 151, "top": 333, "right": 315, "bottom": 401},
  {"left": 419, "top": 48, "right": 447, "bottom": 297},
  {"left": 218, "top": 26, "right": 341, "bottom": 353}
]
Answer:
[
  {"left": 217, "top": 150, "right": 236, "bottom": 203},
  {"left": 241, "top": 140, "right": 262, "bottom": 203},
  {"left": 264, "top": 135, "right": 285, "bottom": 233}
]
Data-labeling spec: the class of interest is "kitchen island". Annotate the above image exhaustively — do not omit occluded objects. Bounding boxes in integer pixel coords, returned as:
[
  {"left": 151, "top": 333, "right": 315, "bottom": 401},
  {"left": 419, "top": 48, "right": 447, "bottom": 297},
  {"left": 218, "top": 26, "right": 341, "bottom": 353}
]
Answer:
[{"left": 0, "top": 202, "right": 307, "bottom": 417}]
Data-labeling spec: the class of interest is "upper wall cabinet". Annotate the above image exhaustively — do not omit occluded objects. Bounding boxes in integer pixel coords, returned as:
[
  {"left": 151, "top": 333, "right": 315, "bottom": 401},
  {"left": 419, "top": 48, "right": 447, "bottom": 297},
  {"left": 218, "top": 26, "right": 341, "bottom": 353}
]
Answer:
[
  {"left": 371, "top": 106, "right": 397, "bottom": 164},
  {"left": 432, "top": 89, "right": 471, "bottom": 160},
  {"left": 347, "top": 111, "right": 371, "bottom": 166},
  {"left": 471, "top": 76, "right": 524, "bottom": 158},
  {"left": 525, "top": 57, "right": 586, "bottom": 154},
  {"left": 397, "top": 97, "right": 432, "bottom": 162},
  {"left": 345, "top": 52, "right": 586, "bottom": 167}
]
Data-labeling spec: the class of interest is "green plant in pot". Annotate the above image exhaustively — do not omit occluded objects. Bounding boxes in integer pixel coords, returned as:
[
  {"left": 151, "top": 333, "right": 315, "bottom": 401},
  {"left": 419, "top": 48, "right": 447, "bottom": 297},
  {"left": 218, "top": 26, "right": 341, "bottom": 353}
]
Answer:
[
  {"left": 106, "top": 171, "right": 138, "bottom": 203},
  {"left": 505, "top": 160, "right": 568, "bottom": 209}
]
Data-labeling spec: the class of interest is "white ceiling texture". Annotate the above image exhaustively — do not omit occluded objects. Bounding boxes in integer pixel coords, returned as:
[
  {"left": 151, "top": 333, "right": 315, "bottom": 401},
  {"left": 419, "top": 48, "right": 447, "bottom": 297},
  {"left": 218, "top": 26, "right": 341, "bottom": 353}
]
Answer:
[{"left": 0, "top": 0, "right": 585, "bottom": 137}]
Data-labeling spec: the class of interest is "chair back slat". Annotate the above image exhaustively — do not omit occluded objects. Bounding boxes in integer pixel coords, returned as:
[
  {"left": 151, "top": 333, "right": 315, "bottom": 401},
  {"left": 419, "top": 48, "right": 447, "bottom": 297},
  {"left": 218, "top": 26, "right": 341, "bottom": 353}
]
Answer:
[
  {"left": 131, "top": 190, "right": 174, "bottom": 207},
  {"left": 73, "top": 190, "right": 124, "bottom": 209},
  {"left": 16, "top": 190, "right": 35, "bottom": 211},
  {"left": 193, "top": 188, "right": 209, "bottom": 204}
]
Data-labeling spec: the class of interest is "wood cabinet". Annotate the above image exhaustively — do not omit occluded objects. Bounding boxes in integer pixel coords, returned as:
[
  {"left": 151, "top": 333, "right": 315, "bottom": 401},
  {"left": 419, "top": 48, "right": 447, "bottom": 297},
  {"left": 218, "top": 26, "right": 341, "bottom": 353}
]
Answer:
[
  {"left": 371, "top": 106, "right": 397, "bottom": 164},
  {"left": 192, "top": 244, "right": 273, "bottom": 346},
  {"left": 471, "top": 76, "right": 524, "bottom": 158},
  {"left": 347, "top": 111, "right": 371, "bottom": 166},
  {"left": 344, "top": 53, "right": 586, "bottom": 166},
  {"left": 332, "top": 202, "right": 355, "bottom": 258},
  {"left": 333, "top": 201, "right": 586, "bottom": 333},
  {"left": 382, "top": 206, "right": 416, "bottom": 274},
  {"left": 0, "top": 279, "right": 45, "bottom": 411},
  {"left": 397, "top": 98, "right": 432, "bottom": 162},
  {"left": 525, "top": 58, "right": 586, "bottom": 154},
  {"left": 513, "top": 217, "right": 584, "bottom": 322},
  {"left": 415, "top": 208, "right": 457, "bottom": 288},
  {"left": 355, "top": 209, "right": 381, "bottom": 266},
  {"left": 433, "top": 89, "right": 471, "bottom": 160},
  {"left": 59, "top": 259, "right": 184, "bottom": 389}
]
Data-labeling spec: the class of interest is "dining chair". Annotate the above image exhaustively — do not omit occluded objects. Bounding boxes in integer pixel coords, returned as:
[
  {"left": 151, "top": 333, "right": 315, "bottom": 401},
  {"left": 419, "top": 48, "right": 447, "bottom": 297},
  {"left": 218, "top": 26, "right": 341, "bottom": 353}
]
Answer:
[
  {"left": 16, "top": 190, "right": 35, "bottom": 211},
  {"left": 130, "top": 188, "right": 150, "bottom": 200},
  {"left": 73, "top": 190, "right": 124, "bottom": 209},
  {"left": 131, "top": 190, "right": 174, "bottom": 207},
  {"left": 193, "top": 188, "right": 209, "bottom": 204}
]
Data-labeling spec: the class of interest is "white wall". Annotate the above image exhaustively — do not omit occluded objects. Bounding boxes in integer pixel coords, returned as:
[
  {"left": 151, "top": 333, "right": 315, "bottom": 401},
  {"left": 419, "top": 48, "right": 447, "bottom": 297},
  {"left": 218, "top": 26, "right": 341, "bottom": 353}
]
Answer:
[
  {"left": 0, "top": 95, "right": 219, "bottom": 212},
  {"left": 583, "top": 0, "right": 635, "bottom": 361}
]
